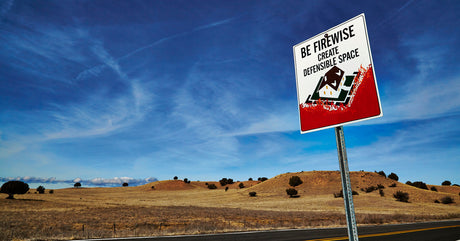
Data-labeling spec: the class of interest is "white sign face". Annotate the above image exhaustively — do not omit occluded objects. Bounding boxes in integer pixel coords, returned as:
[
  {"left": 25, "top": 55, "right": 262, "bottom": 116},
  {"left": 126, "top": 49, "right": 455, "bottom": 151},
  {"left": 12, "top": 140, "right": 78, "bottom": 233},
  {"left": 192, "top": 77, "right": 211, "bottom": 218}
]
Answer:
[{"left": 293, "top": 13, "right": 382, "bottom": 134}]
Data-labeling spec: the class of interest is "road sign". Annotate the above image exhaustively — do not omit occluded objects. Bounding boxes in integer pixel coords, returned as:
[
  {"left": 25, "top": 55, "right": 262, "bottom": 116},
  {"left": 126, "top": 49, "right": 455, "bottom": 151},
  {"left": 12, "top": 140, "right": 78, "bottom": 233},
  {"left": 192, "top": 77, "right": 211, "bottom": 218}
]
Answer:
[{"left": 293, "top": 13, "right": 382, "bottom": 134}]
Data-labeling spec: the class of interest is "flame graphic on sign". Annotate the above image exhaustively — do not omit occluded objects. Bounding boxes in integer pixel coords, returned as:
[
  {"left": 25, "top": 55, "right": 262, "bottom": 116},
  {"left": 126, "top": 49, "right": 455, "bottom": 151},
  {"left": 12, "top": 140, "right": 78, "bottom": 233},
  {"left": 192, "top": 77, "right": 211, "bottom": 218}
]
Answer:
[{"left": 301, "top": 64, "right": 371, "bottom": 112}]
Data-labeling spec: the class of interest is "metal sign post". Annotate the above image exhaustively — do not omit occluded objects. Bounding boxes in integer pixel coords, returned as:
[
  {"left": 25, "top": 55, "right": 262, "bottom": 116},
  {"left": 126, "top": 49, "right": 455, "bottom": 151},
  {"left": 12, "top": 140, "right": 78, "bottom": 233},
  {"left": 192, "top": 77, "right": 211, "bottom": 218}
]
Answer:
[{"left": 335, "top": 126, "right": 359, "bottom": 241}]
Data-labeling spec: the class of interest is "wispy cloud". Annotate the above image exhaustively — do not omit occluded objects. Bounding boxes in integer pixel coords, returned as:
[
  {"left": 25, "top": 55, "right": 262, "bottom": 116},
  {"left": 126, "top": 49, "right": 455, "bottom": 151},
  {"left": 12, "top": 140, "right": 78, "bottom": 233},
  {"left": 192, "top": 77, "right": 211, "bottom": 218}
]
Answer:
[{"left": 76, "top": 16, "right": 238, "bottom": 82}]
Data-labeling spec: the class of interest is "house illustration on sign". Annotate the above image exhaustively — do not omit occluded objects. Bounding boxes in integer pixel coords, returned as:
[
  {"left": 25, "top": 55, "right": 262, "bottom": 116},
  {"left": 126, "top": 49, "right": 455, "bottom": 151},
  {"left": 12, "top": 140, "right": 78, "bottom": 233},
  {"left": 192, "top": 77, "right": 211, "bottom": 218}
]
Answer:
[
  {"left": 318, "top": 66, "right": 345, "bottom": 99},
  {"left": 304, "top": 66, "right": 357, "bottom": 106}
]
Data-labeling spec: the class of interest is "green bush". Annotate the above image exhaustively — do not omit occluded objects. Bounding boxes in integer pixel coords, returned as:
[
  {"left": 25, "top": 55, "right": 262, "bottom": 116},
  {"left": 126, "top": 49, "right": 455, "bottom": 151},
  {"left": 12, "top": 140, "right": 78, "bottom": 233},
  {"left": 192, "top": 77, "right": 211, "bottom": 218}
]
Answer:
[
  {"left": 393, "top": 191, "right": 409, "bottom": 202},
  {"left": 37, "top": 186, "right": 45, "bottom": 194},
  {"left": 442, "top": 180, "right": 451, "bottom": 186},
  {"left": 441, "top": 196, "right": 454, "bottom": 204},
  {"left": 407, "top": 181, "right": 428, "bottom": 190},
  {"left": 388, "top": 173, "right": 399, "bottom": 181},
  {"left": 1, "top": 181, "right": 30, "bottom": 199},
  {"left": 286, "top": 188, "right": 298, "bottom": 197},
  {"left": 258, "top": 177, "right": 268, "bottom": 182},
  {"left": 365, "top": 186, "right": 377, "bottom": 193},
  {"left": 289, "top": 176, "right": 303, "bottom": 187},
  {"left": 376, "top": 170, "right": 386, "bottom": 178}
]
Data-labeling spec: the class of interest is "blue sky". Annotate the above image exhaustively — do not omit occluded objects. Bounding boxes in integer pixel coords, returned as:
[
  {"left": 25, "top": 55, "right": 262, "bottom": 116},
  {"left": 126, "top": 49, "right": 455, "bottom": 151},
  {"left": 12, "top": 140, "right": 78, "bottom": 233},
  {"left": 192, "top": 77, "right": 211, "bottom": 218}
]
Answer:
[{"left": 1, "top": 0, "right": 459, "bottom": 189}]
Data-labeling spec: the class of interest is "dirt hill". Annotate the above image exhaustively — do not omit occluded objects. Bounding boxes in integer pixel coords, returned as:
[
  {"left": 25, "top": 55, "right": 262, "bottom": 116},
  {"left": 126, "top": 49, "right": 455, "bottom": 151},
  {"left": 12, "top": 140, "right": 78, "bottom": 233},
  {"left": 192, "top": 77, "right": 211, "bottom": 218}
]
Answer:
[
  {"left": 138, "top": 180, "right": 261, "bottom": 191},
  {"left": 245, "top": 171, "right": 460, "bottom": 204}
]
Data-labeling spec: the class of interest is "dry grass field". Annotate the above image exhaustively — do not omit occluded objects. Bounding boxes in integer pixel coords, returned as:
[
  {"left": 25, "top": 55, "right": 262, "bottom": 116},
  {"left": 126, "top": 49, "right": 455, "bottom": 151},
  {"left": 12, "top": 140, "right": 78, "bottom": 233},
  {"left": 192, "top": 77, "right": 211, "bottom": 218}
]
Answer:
[{"left": 1, "top": 171, "right": 459, "bottom": 240}]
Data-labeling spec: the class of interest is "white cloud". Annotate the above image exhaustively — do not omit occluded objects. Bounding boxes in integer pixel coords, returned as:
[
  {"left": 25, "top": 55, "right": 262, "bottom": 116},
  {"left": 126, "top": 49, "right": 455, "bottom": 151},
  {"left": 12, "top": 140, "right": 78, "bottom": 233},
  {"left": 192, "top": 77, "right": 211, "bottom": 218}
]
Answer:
[{"left": 0, "top": 176, "right": 158, "bottom": 187}]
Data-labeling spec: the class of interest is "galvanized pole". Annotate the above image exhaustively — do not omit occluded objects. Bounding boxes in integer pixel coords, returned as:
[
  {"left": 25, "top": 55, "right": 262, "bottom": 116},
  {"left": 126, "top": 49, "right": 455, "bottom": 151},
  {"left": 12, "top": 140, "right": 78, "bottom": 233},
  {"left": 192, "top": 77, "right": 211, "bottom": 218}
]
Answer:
[{"left": 335, "top": 126, "right": 359, "bottom": 241}]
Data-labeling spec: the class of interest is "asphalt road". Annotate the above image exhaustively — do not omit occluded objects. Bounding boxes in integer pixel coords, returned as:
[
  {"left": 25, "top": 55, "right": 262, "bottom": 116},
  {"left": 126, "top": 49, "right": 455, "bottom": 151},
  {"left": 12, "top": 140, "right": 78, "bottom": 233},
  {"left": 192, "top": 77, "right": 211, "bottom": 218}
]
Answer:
[{"left": 81, "top": 220, "right": 460, "bottom": 241}]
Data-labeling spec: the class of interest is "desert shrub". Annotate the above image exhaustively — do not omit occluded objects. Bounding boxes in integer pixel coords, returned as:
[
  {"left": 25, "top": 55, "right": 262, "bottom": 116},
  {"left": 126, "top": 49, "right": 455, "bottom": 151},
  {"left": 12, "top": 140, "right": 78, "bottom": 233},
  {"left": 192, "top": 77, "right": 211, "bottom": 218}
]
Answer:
[
  {"left": 441, "top": 196, "right": 454, "bottom": 204},
  {"left": 412, "top": 181, "right": 428, "bottom": 190},
  {"left": 430, "top": 186, "right": 438, "bottom": 192},
  {"left": 49, "top": 190, "right": 54, "bottom": 194},
  {"left": 249, "top": 192, "right": 257, "bottom": 197},
  {"left": 207, "top": 184, "right": 217, "bottom": 189},
  {"left": 442, "top": 180, "right": 451, "bottom": 186},
  {"left": 122, "top": 182, "right": 128, "bottom": 187},
  {"left": 225, "top": 187, "right": 229, "bottom": 192},
  {"left": 37, "top": 186, "right": 45, "bottom": 194},
  {"left": 1, "top": 181, "right": 30, "bottom": 199},
  {"left": 389, "top": 183, "right": 397, "bottom": 187},
  {"left": 173, "top": 176, "right": 178, "bottom": 180},
  {"left": 286, "top": 188, "right": 298, "bottom": 197},
  {"left": 151, "top": 186, "right": 155, "bottom": 189},
  {"left": 74, "top": 182, "right": 81, "bottom": 188},
  {"left": 258, "top": 177, "right": 268, "bottom": 182},
  {"left": 377, "top": 184, "right": 385, "bottom": 189},
  {"left": 388, "top": 172, "right": 399, "bottom": 181},
  {"left": 434, "top": 200, "right": 440, "bottom": 203},
  {"left": 289, "top": 176, "right": 303, "bottom": 187},
  {"left": 227, "top": 178, "right": 234, "bottom": 184},
  {"left": 376, "top": 170, "right": 386, "bottom": 178},
  {"left": 406, "top": 181, "right": 428, "bottom": 190},
  {"left": 379, "top": 189, "right": 384, "bottom": 197},
  {"left": 248, "top": 178, "right": 253, "bottom": 181},
  {"left": 239, "top": 183, "right": 245, "bottom": 189},
  {"left": 219, "top": 178, "right": 228, "bottom": 186},
  {"left": 365, "top": 186, "right": 377, "bottom": 193},
  {"left": 394, "top": 191, "right": 409, "bottom": 202},
  {"left": 183, "top": 178, "right": 191, "bottom": 184}
]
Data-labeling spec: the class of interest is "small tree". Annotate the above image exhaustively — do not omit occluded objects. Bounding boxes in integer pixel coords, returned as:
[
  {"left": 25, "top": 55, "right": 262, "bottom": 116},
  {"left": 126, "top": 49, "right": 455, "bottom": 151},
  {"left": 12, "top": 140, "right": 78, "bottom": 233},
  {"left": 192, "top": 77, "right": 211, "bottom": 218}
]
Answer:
[
  {"left": 239, "top": 183, "right": 245, "bottom": 189},
  {"left": 49, "top": 190, "right": 54, "bottom": 194},
  {"left": 207, "top": 184, "right": 217, "bottom": 189},
  {"left": 289, "top": 176, "right": 303, "bottom": 187},
  {"left": 249, "top": 192, "right": 257, "bottom": 197},
  {"left": 74, "top": 182, "right": 81, "bottom": 188},
  {"left": 1, "top": 181, "right": 29, "bottom": 199},
  {"left": 286, "top": 188, "right": 298, "bottom": 197},
  {"left": 37, "top": 186, "right": 45, "bottom": 194},
  {"left": 442, "top": 180, "right": 451, "bottom": 186},
  {"left": 430, "top": 186, "right": 438, "bottom": 192},
  {"left": 219, "top": 178, "right": 228, "bottom": 186},
  {"left": 173, "top": 176, "right": 178, "bottom": 180},
  {"left": 388, "top": 173, "right": 399, "bottom": 181},
  {"left": 248, "top": 178, "right": 253, "bottom": 181},
  {"left": 122, "top": 182, "right": 128, "bottom": 187}
]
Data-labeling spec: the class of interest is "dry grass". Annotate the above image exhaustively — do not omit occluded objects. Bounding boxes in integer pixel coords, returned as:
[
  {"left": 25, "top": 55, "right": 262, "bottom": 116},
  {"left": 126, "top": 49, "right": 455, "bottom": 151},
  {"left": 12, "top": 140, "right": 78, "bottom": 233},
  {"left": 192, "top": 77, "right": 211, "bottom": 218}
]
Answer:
[{"left": 1, "top": 171, "right": 459, "bottom": 241}]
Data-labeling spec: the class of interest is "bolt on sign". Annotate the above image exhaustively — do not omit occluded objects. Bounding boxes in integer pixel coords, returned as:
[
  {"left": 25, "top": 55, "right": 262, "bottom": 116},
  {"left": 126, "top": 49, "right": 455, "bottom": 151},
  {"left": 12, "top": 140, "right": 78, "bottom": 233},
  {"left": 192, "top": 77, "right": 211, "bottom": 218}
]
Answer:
[{"left": 293, "top": 13, "right": 382, "bottom": 134}]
